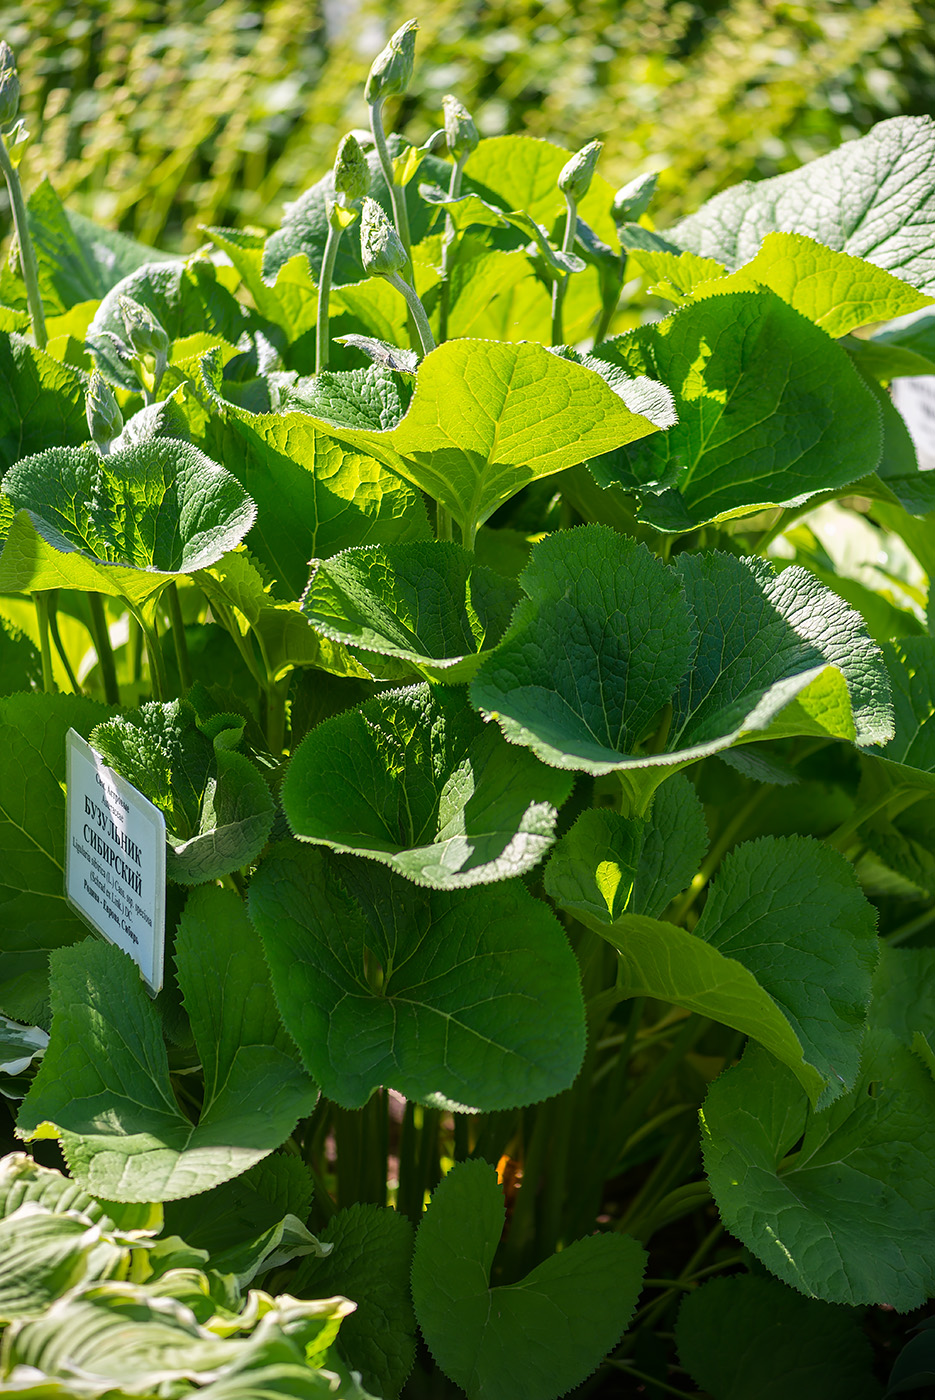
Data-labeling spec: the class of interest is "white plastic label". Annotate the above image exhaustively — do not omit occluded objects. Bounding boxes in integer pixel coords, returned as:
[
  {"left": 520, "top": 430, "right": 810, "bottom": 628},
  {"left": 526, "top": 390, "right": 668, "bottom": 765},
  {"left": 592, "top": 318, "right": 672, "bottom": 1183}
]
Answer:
[
  {"left": 892, "top": 375, "right": 935, "bottom": 473},
  {"left": 65, "top": 729, "right": 166, "bottom": 994}
]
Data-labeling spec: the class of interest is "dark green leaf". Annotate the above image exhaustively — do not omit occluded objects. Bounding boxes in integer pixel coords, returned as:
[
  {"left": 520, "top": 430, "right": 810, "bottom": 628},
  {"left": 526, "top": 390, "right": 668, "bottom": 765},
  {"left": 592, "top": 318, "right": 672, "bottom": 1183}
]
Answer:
[
  {"left": 17, "top": 887, "right": 318, "bottom": 1201},
  {"left": 248, "top": 845, "right": 585, "bottom": 1111},
  {"left": 283, "top": 683, "right": 572, "bottom": 889},
  {"left": 676, "top": 1274, "right": 882, "bottom": 1400},
  {"left": 292, "top": 1204, "right": 416, "bottom": 1399},
  {"left": 301, "top": 541, "right": 522, "bottom": 683},
  {"left": 411, "top": 1158, "right": 645, "bottom": 1400}
]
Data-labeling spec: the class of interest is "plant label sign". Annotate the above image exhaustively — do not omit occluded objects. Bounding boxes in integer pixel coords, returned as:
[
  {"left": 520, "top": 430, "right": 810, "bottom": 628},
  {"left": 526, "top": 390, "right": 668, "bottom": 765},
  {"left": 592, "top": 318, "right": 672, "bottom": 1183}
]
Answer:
[
  {"left": 892, "top": 375, "right": 935, "bottom": 472},
  {"left": 65, "top": 729, "right": 166, "bottom": 994}
]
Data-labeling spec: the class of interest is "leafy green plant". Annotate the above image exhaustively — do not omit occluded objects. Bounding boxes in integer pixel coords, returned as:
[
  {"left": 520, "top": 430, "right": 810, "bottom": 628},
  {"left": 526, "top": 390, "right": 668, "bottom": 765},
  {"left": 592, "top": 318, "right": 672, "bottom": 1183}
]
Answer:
[{"left": 2, "top": 18, "right": 935, "bottom": 1399}]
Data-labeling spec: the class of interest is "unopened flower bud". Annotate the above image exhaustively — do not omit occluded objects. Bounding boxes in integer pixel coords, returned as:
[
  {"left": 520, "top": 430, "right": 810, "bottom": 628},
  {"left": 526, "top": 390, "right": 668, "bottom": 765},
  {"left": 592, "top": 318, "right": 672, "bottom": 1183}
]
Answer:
[
  {"left": 612, "top": 172, "right": 657, "bottom": 225},
  {"left": 364, "top": 18, "right": 418, "bottom": 104},
  {"left": 442, "top": 94, "right": 478, "bottom": 162},
  {"left": 360, "top": 197, "right": 407, "bottom": 278},
  {"left": 0, "top": 41, "right": 20, "bottom": 133},
  {"left": 85, "top": 369, "right": 124, "bottom": 454},
  {"left": 118, "top": 296, "right": 169, "bottom": 360},
  {"left": 558, "top": 139, "right": 603, "bottom": 203},
  {"left": 333, "top": 133, "right": 369, "bottom": 203}
]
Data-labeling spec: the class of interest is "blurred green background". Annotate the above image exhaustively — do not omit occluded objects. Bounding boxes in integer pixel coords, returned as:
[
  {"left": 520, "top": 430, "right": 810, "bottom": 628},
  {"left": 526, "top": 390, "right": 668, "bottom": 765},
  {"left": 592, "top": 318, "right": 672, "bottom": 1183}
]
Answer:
[{"left": 3, "top": 0, "right": 934, "bottom": 252}]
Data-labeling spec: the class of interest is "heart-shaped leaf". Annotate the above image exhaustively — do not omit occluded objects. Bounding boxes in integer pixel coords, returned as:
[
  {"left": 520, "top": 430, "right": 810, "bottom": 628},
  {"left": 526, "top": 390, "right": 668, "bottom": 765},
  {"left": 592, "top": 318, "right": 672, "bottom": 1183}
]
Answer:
[
  {"left": 301, "top": 542, "right": 522, "bottom": 683},
  {"left": 701, "top": 1030, "right": 935, "bottom": 1308},
  {"left": 860, "top": 637, "right": 935, "bottom": 792},
  {"left": 17, "top": 886, "right": 318, "bottom": 1201},
  {"left": 247, "top": 845, "right": 585, "bottom": 1111},
  {"left": 472, "top": 529, "right": 892, "bottom": 806},
  {"left": 286, "top": 340, "right": 671, "bottom": 544},
  {"left": 411, "top": 1158, "right": 646, "bottom": 1400},
  {"left": 0, "top": 439, "right": 256, "bottom": 603},
  {"left": 589, "top": 289, "right": 883, "bottom": 531},
  {"left": 282, "top": 683, "right": 572, "bottom": 889}
]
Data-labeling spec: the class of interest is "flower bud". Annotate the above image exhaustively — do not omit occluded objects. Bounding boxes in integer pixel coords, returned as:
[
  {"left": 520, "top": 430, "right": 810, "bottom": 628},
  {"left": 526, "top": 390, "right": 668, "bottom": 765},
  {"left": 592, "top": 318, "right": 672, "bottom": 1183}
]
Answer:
[
  {"left": 118, "top": 296, "right": 169, "bottom": 360},
  {"left": 612, "top": 172, "right": 657, "bottom": 225},
  {"left": 85, "top": 369, "right": 124, "bottom": 453},
  {"left": 0, "top": 41, "right": 20, "bottom": 133},
  {"left": 442, "top": 94, "right": 478, "bottom": 162},
  {"left": 558, "top": 139, "right": 603, "bottom": 203},
  {"left": 360, "top": 197, "right": 407, "bottom": 277},
  {"left": 333, "top": 133, "right": 370, "bottom": 203},
  {"left": 364, "top": 18, "right": 418, "bottom": 104}
]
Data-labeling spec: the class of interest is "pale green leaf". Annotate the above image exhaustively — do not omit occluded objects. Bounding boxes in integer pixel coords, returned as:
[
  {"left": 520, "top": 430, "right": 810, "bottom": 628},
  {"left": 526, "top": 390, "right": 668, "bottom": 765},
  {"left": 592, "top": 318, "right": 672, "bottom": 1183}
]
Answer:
[
  {"left": 671, "top": 116, "right": 935, "bottom": 292},
  {"left": 17, "top": 887, "right": 318, "bottom": 1201},
  {"left": 290, "top": 339, "right": 668, "bottom": 543},
  {"left": 0, "top": 1206, "right": 123, "bottom": 1323},
  {"left": 694, "top": 233, "right": 932, "bottom": 337},
  {"left": 411, "top": 1158, "right": 645, "bottom": 1400},
  {"left": 248, "top": 844, "right": 585, "bottom": 1111},
  {"left": 0, "top": 440, "right": 256, "bottom": 602}
]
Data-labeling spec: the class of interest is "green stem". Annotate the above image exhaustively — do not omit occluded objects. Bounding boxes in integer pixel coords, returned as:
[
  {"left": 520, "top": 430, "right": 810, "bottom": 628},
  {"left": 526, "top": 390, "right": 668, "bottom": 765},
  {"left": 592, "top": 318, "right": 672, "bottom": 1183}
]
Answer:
[
  {"left": 438, "top": 153, "right": 467, "bottom": 344},
  {"left": 129, "top": 603, "right": 167, "bottom": 701},
  {"left": 668, "top": 785, "right": 772, "bottom": 923},
  {"left": 825, "top": 787, "right": 924, "bottom": 854},
  {"left": 435, "top": 503, "right": 454, "bottom": 542},
  {"left": 368, "top": 100, "right": 412, "bottom": 271},
  {"left": 592, "top": 256, "right": 626, "bottom": 347},
  {"left": 316, "top": 219, "right": 344, "bottom": 374},
  {"left": 33, "top": 593, "right": 55, "bottom": 693},
  {"left": 886, "top": 904, "right": 935, "bottom": 946},
  {"left": 87, "top": 594, "right": 121, "bottom": 705},
  {"left": 550, "top": 190, "right": 577, "bottom": 346},
  {"left": 46, "top": 591, "right": 81, "bottom": 694},
  {"left": 0, "top": 134, "right": 47, "bottom": 349},
  {"left": 604, "top": 1363, "right": 697, "bottom": 1400},
  {"left": 265, "top": 674, "right": 291, "bottom": 758},
  {"left": 385, "top": 270, "right": 435, "bottom": 356},
  {"left": 165, "top": 582, "right": 192, "bottom": 693}
]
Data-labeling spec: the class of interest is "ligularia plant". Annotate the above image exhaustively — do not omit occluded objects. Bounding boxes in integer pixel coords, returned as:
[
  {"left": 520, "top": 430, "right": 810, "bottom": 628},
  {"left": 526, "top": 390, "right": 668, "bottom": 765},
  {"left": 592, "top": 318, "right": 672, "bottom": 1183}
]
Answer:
[{"left": 1, "top": 18, "right": 935, "bottom": 1400}]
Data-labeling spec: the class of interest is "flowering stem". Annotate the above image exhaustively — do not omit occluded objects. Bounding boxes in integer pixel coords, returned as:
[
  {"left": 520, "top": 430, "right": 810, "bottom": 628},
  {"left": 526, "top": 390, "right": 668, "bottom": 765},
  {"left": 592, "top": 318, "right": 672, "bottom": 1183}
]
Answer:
[
  {"left": 438, "top": 153, "right": 468, "bottom": 343},
  {"left": 550, "top": 190, "right": 578, "bottom": 346},
  {"left": 316, "top": 220, "right": 343, "bottom": 374},
  {"left": 0, "top": 133, "right": 46, "bottom": 349},
  {"left": 368, "top": 100, "right": 412, "bottom": 272},
  {"left": 385, "top": 270, "right": 435, "bottom": 356}
]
